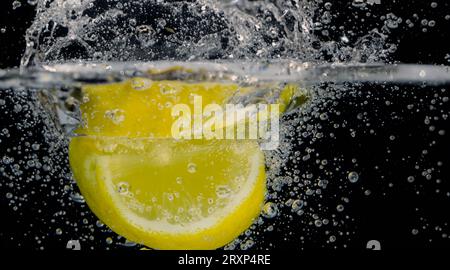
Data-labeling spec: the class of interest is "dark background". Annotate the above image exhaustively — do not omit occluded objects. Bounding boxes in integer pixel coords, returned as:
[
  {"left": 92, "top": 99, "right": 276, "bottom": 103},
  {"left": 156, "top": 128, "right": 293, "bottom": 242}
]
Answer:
[{"left": 1, "top": 0, "right": 450, "bottom": 250}]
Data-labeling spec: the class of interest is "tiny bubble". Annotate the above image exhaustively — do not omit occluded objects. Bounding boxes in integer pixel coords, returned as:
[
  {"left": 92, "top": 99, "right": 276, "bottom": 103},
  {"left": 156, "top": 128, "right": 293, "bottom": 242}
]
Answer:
[
  {"left": 348, "top": 171, "right": 359, "bottom": 183},
  {"left": 187, "top": 163, "right": 197, "bottom": 173}
]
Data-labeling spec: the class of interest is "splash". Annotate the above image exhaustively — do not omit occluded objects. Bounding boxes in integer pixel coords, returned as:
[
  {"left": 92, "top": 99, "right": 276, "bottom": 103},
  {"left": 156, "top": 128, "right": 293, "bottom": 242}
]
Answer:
[{"left": 21, "top": 0, "right": 394, "bottom": 67}]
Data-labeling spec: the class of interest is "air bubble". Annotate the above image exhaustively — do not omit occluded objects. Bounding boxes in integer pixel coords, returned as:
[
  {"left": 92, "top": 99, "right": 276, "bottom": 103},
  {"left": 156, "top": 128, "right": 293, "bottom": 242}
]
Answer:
[
  {"left": 240, "top": 239, "right": 254, "bottom": 250},
  {"left": 2, "top": 156, "right": 13, "bottom": 165},
  {"left": 216, "top": 185, "right": 232, "bottom": 198},
  {"left": 104, "top": 109, "right": 125, "bottom": 125},
  {"left": 262, "top": 202, "right": 278, "bottom": 219},
  {"left": 329, "top": 235, "right": 336, "bottom": 242},
  {"left": 131, "top": 78, "right": 152, "bottom": 91},
  {"left": 106, "top": 237, "right": 113, "bottom": 244},
  {"left": 12, "top": 1, "right": 21, "bottom": 10},
  {"left": 347, "top": 171, "right": 359, "bottom": 183},
  {"left": 314, "top": 219, "right": 323, "bottom": 227},
  {"left": 117, "top": 182, "right": 130, "bottom": 195},
  {"left": 385, "top": 13, "right": 400, "bottom": 29},
  {"left": 187, "top": 163, "right": 197, "bottom": 173},
  {"left": 13, "top": 104, "right": 22, "bottom": 113},
  {"left": 291, "top": 200, "right": 304, "bottom": 211},
  {"left": 70, "top": 192, "right": 85, "bottom": 204},
  {"left": 31, "top": 143, "right": 40, "bottom": 151},
  {"left": 176, "top": 177, "right": 183, "bottom": 184}
]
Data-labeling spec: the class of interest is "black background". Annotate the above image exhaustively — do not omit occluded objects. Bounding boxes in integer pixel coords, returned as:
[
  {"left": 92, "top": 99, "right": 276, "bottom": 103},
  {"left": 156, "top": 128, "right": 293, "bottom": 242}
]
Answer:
[{"left": 1, "top": 0, "right": 450, "bottom": 251}]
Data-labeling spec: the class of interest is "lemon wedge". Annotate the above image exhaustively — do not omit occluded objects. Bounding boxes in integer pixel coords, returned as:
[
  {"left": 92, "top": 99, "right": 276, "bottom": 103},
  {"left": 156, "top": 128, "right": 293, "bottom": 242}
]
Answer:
[
  {"left": 69, "top": 78, "right": 271, "bottom": 249},
  {"left": 70, "top": 136, "right": 265, "bottom": 250},
  {"left": 69, "top": 76, "right": 303, "bottom": 249}
]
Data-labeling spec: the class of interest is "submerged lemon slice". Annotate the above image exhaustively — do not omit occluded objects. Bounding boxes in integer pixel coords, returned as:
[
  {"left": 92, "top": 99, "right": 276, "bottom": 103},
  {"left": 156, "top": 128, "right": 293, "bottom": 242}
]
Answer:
[
  {"left": 69, "top": 78, "right": 278, "bottom": 249},
  {"left": 70, "top": 137, "right": 265, "bottom": 249}
]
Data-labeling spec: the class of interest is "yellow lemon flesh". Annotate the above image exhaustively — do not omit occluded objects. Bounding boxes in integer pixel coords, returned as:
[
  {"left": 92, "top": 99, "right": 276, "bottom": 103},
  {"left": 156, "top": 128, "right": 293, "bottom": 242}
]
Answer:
[{"left": 69, "top": 78, "right": 272, "bottom": 249}]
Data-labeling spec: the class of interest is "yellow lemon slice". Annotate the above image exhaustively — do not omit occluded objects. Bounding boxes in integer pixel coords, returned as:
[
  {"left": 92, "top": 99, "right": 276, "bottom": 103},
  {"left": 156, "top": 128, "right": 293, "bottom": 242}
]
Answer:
[
  {"left": 70, "top": 137, "right": 265, "bottom": 250},
  {"left": 69, "top": 76, "right": 302, "bottom": 249},
  {"left": 69, "top": 79, "right": 260, "bottom": 249}
]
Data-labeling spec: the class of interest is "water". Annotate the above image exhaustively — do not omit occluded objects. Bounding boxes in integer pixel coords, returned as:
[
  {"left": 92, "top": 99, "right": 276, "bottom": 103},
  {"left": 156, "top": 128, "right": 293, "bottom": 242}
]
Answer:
[
  {"left": 2, "top": 61, "right": 449, "bottom": 249},
  {"left": 1, "top": 0, "right": 450, "bottom": 249}
]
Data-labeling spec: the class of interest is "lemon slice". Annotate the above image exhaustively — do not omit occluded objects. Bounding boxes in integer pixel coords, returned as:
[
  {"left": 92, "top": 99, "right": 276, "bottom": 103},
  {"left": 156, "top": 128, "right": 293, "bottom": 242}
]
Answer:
[
  {"left": 69, "top": 76, "right": 303, "bottom": 249},
  {"left": 69, "top": 78, "right": 268, "bottom": 249},
  {"left": 70, "top": 137, "right": 265, "bottom": 249}
]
